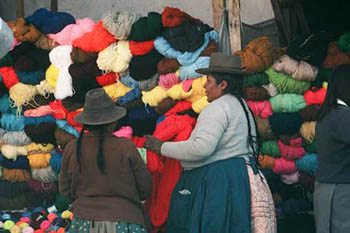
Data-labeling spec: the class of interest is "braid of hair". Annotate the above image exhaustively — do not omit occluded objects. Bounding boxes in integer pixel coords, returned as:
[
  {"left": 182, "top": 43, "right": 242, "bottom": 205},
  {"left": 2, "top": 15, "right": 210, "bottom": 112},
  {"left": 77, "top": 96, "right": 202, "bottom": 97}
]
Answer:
[
  {"left": 76, "top": 126, "right": 86, "bottom": 173},
  {"left": 236, "top": 97, "right": 260, "bottom": 162},
  {"left": 96, "top": 127, "right": 106, "bottom": 174}
]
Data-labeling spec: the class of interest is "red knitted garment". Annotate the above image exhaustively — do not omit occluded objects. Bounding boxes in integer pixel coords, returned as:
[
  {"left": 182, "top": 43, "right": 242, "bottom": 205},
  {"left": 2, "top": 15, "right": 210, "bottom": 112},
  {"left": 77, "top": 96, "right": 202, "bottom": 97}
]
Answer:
[{"left": 146, "top": 101, "right": 196, "bottom": 229}]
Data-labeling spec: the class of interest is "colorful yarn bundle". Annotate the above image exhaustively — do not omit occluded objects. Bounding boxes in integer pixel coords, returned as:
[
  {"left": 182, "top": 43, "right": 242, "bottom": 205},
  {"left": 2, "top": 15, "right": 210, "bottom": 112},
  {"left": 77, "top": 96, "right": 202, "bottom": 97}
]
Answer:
[
  {"left": 70, "top": 47, "right": 97, "bottom": 64},
  {"left": 243, "top": 86, "right": 270, "bottom": 100},
  {"left": 295, "top": 153, "right": 319, "bottom": 175},
  {"left": 36, "top": 80, "right": 55, "bottom": 97},
  {"left": 49, "top": 150, "right": 62, "bottom": 174},
  {"left": 272, "top": 55, "right": 318, "bottom": 81},
  {"left": 27, "top": 153, "right": 51, "bottom": 169},
  {"left": 261, "top": 140, "right": 280, "bottom": 157},
  {"left": 246, "top": 100, "right": 273, "bottom": 119},
  {"left": 9, "top": 83, "right": 38, "bottom": 111},
  {"left": 278, "top": 138, "right": 306, "bottom": 160},
  {"left": 2, "top": 131, "right": 31, "bottom": 146},
  {"left": 1, "top": 145, "right": 28, "bottom": 160},
  {"left": 129, "top": 40, "right": 155, "bottom": 56},
  {"left": 97, "top": 41, "right": 132, "bottom": 73},
  {"left": 16, "top": 70, "right": 45, "bottom": 85},
  {"left": 96, "top": 72, "right": 119, "bottom": 86},
  {"left": 72, "top": 21, "right": 116, "bottom": 53},
  {"left": 1, "top": 168, "right": 31, "bottom": 182},
  {"left": 49, "top": 18, "right": 96, "bottom": 45},
  {"left": 265, "top": 68, "right": 311, "bottom": 94},
  {"left": 158, "top": 73, "right": 179, "bottom": 89},
  {"left": 35, "top": 34, "right": 58, "bottom": 51},
  {"left": 303, "top": 87, "right": 326, "bottom": 105},
  {"left": 299, "top": 104, "right": 321, "bottom": 121},
  {"left": 235, "top": 36, "right": 283, "bottom": 73},
  {"left": 0, "top": 155, "right": 30, "bottom": 169},
  {"left": 0, "top": 66, "right": 20, "bottom": 89},
  {"left": 31, "top": 166, "right": 57, "bottom": 183},
  {"left": 102, "top": 11, "right": 141, "bottom": 40},
  {"left": 272, "top": 157, "right": 298, "bottom": 175},
  {"left": 26, "top": 143, "right": 55, "bottom": 154},
  {"left": 157, "top": 58, "right": 180, "bottom": 74},
  {"left": 269, "top": 93, "right": 306, "bottom": 113},
  {"left": 255, "top": 116, "right": 276, "bottom": 140},
  {"left": 49, "top": 45, "right": 74, "bottom": 100},
  {"left": 299, "top": 121, "right": 316, "bottom": 144},
  {"left": 1, "top": 114, "right": 25, "bottom": 131}
]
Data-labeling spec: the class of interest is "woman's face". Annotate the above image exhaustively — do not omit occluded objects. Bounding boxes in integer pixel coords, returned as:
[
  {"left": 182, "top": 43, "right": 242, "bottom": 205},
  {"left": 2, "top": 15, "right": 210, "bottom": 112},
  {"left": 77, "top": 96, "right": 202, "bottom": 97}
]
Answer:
[{"left": 204, "top": 75, "right": 227, "bottom": 102}]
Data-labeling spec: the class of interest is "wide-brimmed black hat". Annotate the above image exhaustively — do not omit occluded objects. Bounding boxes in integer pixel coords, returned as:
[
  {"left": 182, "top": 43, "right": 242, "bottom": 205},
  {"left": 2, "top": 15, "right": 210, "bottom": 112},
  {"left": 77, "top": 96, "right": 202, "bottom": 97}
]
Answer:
[
  {"left": 74, "top": 88, "right": 126, "bottom": 125},
  {"left": 196, "top": 52, "right": 244, "bottom": 75}
]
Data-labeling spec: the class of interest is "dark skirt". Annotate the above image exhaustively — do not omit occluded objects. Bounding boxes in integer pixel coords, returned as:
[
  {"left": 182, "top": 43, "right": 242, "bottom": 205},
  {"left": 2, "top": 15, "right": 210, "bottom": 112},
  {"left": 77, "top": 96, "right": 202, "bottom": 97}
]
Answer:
[{"left": 166, "top": 157, "right": 251, "bottom": 233}]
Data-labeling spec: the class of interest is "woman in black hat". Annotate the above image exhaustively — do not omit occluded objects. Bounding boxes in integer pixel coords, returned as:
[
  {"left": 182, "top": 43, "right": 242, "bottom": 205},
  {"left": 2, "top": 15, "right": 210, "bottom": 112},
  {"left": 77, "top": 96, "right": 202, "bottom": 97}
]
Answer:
[
  {"left": 59, "top": 88, "right": 152, "bottom": 233},
  {"left": 145, "top": 53, "right": 276, "bottom": 233}
]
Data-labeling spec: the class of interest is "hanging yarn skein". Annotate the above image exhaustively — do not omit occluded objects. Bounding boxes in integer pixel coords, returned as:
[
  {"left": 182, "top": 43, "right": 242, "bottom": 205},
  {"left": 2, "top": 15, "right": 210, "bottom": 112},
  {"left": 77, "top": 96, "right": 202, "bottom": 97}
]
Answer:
[{"left": 49, "top": 45, "right": 74, "bottom": 99}]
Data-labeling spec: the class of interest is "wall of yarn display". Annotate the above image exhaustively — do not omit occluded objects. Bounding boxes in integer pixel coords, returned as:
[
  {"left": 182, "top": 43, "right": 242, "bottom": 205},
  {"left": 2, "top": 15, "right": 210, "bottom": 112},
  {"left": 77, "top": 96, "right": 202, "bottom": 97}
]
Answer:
[{"left": 0, "top": 5, "right": 350, "bottom": 233}]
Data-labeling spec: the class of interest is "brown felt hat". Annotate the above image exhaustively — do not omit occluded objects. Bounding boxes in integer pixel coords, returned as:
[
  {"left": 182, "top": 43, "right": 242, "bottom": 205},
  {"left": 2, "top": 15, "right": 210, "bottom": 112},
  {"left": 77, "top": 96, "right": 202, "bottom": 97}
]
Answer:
[
  {"left": 196, "top": 52, "right": 244, "bottom": 75},
  {"left": 74, "top": 88, "right": 126, "bottom": 125}
]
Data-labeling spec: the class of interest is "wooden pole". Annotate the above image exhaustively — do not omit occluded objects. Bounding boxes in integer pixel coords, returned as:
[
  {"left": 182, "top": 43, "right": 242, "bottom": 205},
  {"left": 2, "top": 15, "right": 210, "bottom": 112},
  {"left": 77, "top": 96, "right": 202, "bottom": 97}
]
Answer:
[
  {"left": 227, "top": 0, "right": 242, "bottom": 53},
  {"left": 212, "top": 0, "right": 242, "bottom": 53},
  {"left": 16, "top": 0, "right": 24, "bottom": 18},
  {"left": 50, "top": 0, "right": 58, "bottom": 12},
  {"left": 212, "top": 0, "right": 225, "bottom": 30}
]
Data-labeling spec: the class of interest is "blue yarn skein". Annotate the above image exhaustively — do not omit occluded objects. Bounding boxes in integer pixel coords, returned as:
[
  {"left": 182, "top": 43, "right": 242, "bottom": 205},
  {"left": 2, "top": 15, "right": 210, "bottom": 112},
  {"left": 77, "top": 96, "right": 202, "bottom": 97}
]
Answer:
[
  {"left": 56, "top": 120, "right": 80, "bottom": 138},
  {"left": 120, "top": 75, "right": 140, "bottom": 89},
  {"left": 16, "top": 70, "right": 45, "bottom": 85},
  {"left": 24, "top": 115, "right": 56, "bottom": 126},
  {"left": 0, "top": 95, "right": 16, "bottom": 114},
  {"left": 296, "top": 153, "right": 319, "bottom": 175},
  {"left": 50, "top": 150, "right": 62, "bottom": 174},
  {"left": 0, "top": 114, "right": 25, "bottom": 131},
  {"left": 118, "top": 87, "right": 141, "bottom": 105}
]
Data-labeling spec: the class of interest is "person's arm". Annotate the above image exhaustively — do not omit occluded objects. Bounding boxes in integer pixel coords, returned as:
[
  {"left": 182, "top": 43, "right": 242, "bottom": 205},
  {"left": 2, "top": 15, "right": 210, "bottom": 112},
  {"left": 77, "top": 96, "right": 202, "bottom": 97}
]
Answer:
[
  {"left": 161, "top": 103, "right": 228, "bottom": 161},
  {"left": 128, "top": 143, "right": 152, "bottom": 200},
  {"left": 59, "top": 142, "right": 74, "bottom": 200}
]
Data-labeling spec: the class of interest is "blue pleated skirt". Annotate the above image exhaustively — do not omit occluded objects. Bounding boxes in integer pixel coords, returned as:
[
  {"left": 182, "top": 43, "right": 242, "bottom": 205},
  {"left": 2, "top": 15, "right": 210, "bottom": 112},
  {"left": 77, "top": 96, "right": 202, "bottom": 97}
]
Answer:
[{"left": 166, "top": 157, "right": 251, "bottom": 233}]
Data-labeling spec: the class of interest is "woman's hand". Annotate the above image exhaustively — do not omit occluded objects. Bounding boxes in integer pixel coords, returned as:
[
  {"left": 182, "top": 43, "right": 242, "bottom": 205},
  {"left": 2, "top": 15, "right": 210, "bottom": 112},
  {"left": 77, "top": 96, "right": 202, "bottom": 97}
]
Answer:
[{"left": 144, "top": 135, "right": 163, "bottom": 155}]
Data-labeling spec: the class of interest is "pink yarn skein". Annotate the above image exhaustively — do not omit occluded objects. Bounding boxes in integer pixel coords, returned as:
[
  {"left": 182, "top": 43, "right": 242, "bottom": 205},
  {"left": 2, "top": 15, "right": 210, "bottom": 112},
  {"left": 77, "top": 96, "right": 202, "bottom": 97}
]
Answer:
[
  {"left": 247, "top": 100, "right": 273, "bottom": 119},
  {"left": 272, "top": 157, "right": 298, "bottom": 174}
]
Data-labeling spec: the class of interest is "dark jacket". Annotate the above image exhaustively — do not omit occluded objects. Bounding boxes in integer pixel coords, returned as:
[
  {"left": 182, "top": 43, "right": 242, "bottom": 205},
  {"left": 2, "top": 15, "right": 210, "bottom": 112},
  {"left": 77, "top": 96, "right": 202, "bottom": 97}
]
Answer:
[
  {"left": 59, "top": 133, "right": 152, "bottom": 225},
  {"left": 316, "top": 105, "right": 350, "bottom": 183}
]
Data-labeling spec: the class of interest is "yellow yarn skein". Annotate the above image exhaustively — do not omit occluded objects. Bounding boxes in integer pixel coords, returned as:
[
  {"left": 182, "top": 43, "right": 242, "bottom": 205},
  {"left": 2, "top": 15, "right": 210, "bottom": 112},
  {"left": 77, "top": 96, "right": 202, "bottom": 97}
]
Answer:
[{"left": 28, "top": 153, "right": 51, "bottom": 169}]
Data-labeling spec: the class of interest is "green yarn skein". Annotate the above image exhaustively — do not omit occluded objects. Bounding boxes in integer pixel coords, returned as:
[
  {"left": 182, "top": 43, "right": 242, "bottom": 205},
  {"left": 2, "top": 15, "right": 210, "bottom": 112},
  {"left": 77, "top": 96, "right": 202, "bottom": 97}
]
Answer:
[
  {"left": 243, "top": 72, "right": 270, "bottom": 87},
  {"left": 270, "top": 93, "right": 306, "bottom": 113},
  {"left": 261, "top": 140, "right": 280, "bottom": 157},
  {"left": 129, "top": 12, "right": 163, "bottom": 41},
  {"left": 265, "top": 68, "right": 310, "bottom": 94},
  {"left": 0, "top": 54, "right": 14, "bottom": 67}
]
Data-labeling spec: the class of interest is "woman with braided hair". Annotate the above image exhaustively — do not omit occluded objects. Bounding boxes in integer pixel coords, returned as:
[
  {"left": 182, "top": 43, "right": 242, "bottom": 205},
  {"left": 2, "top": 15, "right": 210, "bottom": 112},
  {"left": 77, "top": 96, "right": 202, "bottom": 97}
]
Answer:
[
  {"left": 145, "top": 53, "right": 276, "bottom": 233},
  {"left": 59, "top": 88, "right": 152, "bottom": 233}
]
